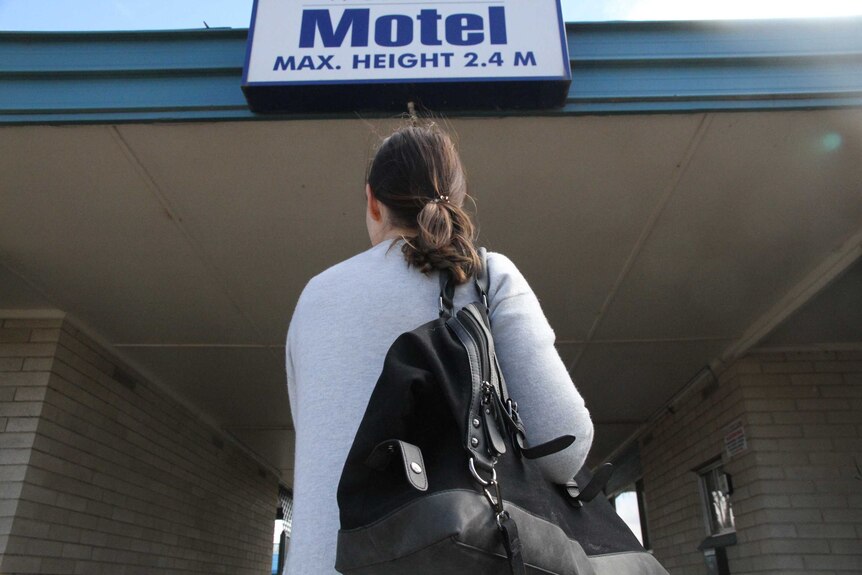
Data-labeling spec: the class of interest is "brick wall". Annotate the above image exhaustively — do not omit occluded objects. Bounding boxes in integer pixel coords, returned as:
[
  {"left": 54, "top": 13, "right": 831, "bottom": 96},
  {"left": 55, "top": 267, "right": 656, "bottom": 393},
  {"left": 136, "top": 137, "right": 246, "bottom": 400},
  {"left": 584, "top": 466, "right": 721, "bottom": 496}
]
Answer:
[
  {"left": 0, "top": 316, "right": 277, "bottom": 574},
  {"left": 640, "top": 349, "right": 862, "bottom": 575},
  {"left": 639, "top": 357, "right": 750, "bottom": 574},
  {"left": 0, "top": 317, "right": 58, "bottom": 561}
]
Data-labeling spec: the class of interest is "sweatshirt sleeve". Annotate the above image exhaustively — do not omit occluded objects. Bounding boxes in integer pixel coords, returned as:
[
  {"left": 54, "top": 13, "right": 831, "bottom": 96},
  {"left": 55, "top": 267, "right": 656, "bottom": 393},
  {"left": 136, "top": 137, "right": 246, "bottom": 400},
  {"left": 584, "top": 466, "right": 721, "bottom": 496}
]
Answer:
[
  {"left": 285, "top": 320, "right": 299, "bottom": 429},
  {"left": 486, "top": 253, "right": 594, "bottom": 484}
]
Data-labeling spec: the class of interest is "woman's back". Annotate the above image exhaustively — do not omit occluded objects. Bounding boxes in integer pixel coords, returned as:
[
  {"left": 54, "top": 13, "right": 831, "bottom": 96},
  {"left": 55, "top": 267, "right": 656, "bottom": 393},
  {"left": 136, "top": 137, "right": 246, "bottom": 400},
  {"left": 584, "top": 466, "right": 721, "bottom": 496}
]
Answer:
[{"left": 285, "top": 240, "right": 593, "bottom": 574}]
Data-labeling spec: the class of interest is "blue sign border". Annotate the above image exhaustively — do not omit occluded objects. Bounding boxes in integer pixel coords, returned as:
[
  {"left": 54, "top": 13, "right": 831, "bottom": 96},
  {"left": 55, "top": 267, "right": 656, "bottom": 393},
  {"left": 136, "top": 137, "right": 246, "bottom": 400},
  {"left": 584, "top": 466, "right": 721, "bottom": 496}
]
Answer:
[{"left": 241, "top": 0, "right": 572, "bottom": 112}]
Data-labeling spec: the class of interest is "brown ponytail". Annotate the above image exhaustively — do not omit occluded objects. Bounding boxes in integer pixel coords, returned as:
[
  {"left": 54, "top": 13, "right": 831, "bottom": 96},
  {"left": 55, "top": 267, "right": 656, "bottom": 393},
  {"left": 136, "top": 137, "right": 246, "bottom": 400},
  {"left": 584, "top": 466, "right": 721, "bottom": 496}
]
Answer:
[{"left": 367, "top": 124, "right": 480, "bottom": 284}]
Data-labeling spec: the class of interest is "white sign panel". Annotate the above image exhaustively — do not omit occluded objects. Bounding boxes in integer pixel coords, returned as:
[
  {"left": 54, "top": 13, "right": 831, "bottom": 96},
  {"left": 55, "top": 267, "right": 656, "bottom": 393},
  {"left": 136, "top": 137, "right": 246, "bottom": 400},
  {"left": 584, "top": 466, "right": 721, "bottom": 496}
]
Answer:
[{"left": 243, "top": 0, "right": 570, "bottom": 85}]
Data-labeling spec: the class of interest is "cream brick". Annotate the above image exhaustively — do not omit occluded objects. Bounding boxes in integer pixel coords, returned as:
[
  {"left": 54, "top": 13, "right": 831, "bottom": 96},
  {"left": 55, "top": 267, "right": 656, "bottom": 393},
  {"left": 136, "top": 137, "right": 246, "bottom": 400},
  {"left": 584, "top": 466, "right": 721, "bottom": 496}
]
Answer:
[
  {"left": 771, "top": 410, "right": 826, "bottom": 424},
  {"left": 822, "top": 508, "right": 862, "bottom": 522},
  {"left": 0, "top": 402, "right": 42, "bottom": 418},
  {"left": 746, "top": 523, "right": 798, "bottom": 540},
  {"left": 0, "top": 498, "right": 17, "bottom": 516},
  {"left": 55, "top": 492, "right": 90, "bottom": 513},
  {"left": 803, "top": 423, "right": 857, "bottom": 437},
  {"left": 791, "top": 373, "right": 844, "bottom": 386},
  {"left": 750, "top": 424, "right": 804, "bottom": 438},
  {"left": 29, "top": 328, "right": 61, "bottom": 343},
  {"left": 0, "top": 371, "right": 50, "bottom": 388},
  {"left": 61, "top": 542, "right": 92, "bottom": 559},
  {"left": 797, "top": 523, "right": 858, "bottom": 538},
  {"left": 0, "top": 554, "right": 42, "bottom": 571},
  {"left": 791, "top": 493, "right": 848, "bottom": 509},
  {"left": 746, "top": 412, "right": 774, "bottom": 424},
  {"left": 21, "top": 357, "right": 53, "bottom": 371},
  {"left": 5, "top": 417, "right": 39, "bottom": 433},
  {"left": 47, "top": 522, "right": 83, "bottom": 544},
  {"left": 747, "top": 398, "right": 796, "bottom": 412},
  {"left": 39, "top": 556, "right": 77, "bottom": 574},
  {"left": 0, "top": 432, "right": 37, "bottom": 449},
  {"left": 832, "top": 437, "right": 862, "bottom": 451},
  {"left": 761, "top": 538, "right": 831, "bottom": 554},
  {"left": 797, "top": 398, "right": 853, "bottom": 411},
  {"left": 0, "top": 343, "right": 56, "bottom": 358},
  {"left": 815, "top": 360, "right": 862, "bottom": 373},
  {"left": 745, "top": 384, "right": 820, "bottom": 399},
  {"left": 0, "top": 358, "right": 24, "bottom": 371},
  {"left": 785, "top": 350, "right": 838, "bottom": 361},
  {"left": 831, "top": 539, "right": 862, "bottom": 554},
  {"left": 0, "top": 448, "right": 32, "bottom": 466},
  {"left": 13, "top": 386, "right": 47, "bottom": 402},
  {"left": 0, "top": 329, "right": 31, "bottom": 343},
  {"left": 3, "top": 319, "right": 63, "bottom": 329},
  {"left": 4, "top": 534, "right": 64, "bottom": 556},
  {"left": 0, "top": 481, "right": 23, "bottom": 500},
  {"left": 56, "top": 334, "right": 114, "bottom": 377},
  {"left": 9, "top": 517, "right": 50, "bottom": 538},
  {"left": 803, "top": 554, "right": 862, "bottom": 570},
  {"left": 777, "top": 438, "right": 834, "bottom": 451},
  {"left": 756, "top": 451, "right": 809, "bottom": 466},
  {"left": 821, "top": 384, "right": 862, "bottom": 398},
  {"left": 762, "top": 361, "right": 814, "bottom": 373}
]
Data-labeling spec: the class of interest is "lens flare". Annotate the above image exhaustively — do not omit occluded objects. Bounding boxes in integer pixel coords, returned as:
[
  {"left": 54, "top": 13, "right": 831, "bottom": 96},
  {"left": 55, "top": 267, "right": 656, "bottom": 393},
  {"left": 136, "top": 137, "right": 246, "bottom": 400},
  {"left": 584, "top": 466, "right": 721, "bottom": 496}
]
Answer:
[{"left": 821, "top": 132, "right": 843, "bottom": 152}]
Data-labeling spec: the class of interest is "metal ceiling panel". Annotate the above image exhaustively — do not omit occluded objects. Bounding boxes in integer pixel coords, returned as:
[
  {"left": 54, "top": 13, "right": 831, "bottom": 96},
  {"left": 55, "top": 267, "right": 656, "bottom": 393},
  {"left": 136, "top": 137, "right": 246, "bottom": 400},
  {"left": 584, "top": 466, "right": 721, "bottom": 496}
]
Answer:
[
  {"left": 572, "top": 339, "right": 733, "bottom": 423},
  {"left": 114, "top": 120, "right": 380, "bottom": 343},
  {"left": 587, "top": 422, "right": 641, "bottom": 468},
  {"left": 0, "top": 264, "right": 51, "bottom": 309},
  {"left": 459, "top": 114, "right": 705, "bottom": 341},
  {"left": 596, "top": 109, "right": 862, "bottom": 341},
  {"left": 228, "top": 428, "right": 295, "bottom": 486},
  {"left": 555, "top": 342, "right": 585, "bottom": 370},
  {"left": 0, "top": 125, "right": 261, "bottom": 344},
  {"left": 761, "top": 256, "right": 862, "bottom": 347},
  {"left": 118, "top": 345, "right": 290, "bottom": 428}
]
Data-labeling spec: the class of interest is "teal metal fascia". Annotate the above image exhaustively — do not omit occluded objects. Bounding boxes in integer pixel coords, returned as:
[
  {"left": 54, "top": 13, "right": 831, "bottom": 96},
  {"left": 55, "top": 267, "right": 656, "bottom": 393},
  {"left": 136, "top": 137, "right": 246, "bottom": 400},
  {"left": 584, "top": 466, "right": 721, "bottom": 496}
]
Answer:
[
  {"left": 565, "top": 18, "right": 862, "bottom": 112},
  {"left": 1, "top": 19, "right": 861, "bottom": 124}
]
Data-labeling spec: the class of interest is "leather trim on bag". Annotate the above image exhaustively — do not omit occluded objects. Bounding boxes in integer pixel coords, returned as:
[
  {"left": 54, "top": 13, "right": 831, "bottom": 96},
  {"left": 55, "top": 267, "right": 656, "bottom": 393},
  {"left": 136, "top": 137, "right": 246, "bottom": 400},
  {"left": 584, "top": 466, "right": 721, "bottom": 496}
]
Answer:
[
  {"left": 336, "top": 489, "right": 668, "bottom": 575},
  {"left": 365, "top": 439, "right": 428, "bottom": 492},
  {"left": 446, "top": 316, "right": 491, "bottom": 468}
]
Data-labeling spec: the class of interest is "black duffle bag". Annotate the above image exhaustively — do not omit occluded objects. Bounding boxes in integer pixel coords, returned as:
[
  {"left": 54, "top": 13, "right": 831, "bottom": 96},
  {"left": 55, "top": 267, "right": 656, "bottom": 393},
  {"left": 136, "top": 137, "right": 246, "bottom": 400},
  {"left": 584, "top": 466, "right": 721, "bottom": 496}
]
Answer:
[{"left": 335, "top": 251, "right": 668, "bottom": 575}]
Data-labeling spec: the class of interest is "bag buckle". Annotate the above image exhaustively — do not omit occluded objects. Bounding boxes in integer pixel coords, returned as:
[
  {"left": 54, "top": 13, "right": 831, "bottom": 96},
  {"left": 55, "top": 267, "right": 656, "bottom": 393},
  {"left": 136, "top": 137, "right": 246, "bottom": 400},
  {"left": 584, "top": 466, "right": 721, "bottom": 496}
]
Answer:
[
  {"left": 468, "top": 456, "right": 496, "bottom": 486},
  {"left": 484, "top": 479, "right": 504, "bottom": 514},
  {"left": 469, "top": 457, "right": 504, "bottom": 514}
]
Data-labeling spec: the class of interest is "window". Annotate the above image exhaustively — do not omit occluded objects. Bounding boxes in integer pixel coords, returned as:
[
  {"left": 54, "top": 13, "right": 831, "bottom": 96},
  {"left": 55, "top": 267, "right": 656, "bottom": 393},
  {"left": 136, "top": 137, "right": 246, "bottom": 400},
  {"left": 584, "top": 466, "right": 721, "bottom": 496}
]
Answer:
[
  {"left": 272, "top": 487, "right": 294, "bottom": 575},
  {"left": 697, "top": 460, "right": 735, "bottom": 536},
  {"left": 610, "top": 478, "right": 649, "bottom": 549}
]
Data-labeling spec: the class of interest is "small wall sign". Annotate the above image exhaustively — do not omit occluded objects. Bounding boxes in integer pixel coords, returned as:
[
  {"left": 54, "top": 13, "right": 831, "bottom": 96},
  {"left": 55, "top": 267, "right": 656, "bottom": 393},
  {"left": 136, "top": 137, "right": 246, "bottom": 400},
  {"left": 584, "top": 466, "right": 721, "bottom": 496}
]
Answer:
[
  {"left": 724, "top": 420, "right": 748, "bottom": 458},
  {"left": 242, "top": 0, "right": 572, "bottom": 113}
]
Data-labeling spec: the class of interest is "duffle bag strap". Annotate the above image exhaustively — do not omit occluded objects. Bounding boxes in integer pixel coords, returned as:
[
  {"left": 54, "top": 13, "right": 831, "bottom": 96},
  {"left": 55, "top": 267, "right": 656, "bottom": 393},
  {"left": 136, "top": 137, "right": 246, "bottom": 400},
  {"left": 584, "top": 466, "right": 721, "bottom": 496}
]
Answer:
[
  {"left": 438, "top": 269, "right": 456, "bottom": 318},
  {"left": 439, "top": 247, "right": 489, "bottom": 317},
  {"left": 474, "top": 247, "right": 490, "bottom": 312}
]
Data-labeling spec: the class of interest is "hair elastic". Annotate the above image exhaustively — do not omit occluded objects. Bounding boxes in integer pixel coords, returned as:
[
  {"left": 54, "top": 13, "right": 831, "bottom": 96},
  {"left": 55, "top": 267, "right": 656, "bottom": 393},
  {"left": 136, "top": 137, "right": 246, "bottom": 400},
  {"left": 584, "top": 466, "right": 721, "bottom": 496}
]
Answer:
[{"left": 432, "top": 195, "right": 450, "bottom": 204}]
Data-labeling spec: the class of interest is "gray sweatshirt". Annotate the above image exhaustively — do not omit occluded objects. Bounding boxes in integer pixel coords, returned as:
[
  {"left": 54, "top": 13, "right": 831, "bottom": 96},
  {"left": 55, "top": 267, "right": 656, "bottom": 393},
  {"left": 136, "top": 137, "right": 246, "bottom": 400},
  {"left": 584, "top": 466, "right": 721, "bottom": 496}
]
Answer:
[{"left": 285, "top": 240, "right": 593, "bottom": 574}]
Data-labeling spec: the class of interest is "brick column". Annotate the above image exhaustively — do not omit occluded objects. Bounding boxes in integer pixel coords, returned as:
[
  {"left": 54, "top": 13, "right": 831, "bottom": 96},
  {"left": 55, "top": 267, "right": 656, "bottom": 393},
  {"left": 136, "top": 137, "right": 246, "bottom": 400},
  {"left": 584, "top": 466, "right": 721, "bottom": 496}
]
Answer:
[
  {"left": 640, "top": 350, "right": 862, "bottom": 575},
  {"left": 0, "top": 317, "right": 58, "bottom": 566},
  {"left": 0, "top": 315, "right": 277, "bottom": 574}
]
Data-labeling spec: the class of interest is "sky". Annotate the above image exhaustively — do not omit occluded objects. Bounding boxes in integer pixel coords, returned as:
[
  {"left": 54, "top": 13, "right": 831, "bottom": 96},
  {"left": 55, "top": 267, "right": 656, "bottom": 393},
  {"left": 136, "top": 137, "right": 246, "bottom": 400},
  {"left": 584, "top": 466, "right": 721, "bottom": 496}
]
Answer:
[{"left": 1, "top": 0, "right": 861, "bottom": 31}]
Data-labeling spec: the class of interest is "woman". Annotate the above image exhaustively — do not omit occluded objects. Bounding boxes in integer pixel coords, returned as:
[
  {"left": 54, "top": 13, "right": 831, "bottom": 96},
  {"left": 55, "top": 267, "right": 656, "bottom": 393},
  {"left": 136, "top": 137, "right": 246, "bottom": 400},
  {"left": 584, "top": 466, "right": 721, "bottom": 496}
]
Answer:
[{"left": 285, "top": 123, "right": 593, "bottom": 574}]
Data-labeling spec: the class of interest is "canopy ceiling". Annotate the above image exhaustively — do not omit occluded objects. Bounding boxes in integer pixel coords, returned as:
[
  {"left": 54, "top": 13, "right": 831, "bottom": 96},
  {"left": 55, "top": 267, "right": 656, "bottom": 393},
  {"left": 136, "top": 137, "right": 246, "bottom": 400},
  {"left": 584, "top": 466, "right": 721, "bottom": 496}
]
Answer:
[{"left": 1, "top": 109, "right": 860, "bottom": 481}]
